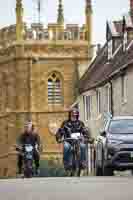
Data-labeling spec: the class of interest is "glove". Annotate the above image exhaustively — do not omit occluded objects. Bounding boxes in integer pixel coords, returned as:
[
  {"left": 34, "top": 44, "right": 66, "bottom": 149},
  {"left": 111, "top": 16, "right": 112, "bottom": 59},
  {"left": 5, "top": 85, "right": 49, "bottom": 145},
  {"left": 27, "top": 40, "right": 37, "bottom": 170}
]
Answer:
[
  {"left": 57, "top": 139, "right": 62, "bottom": 143},
  {"left": 55, "top": 134, "right": 61, "bottom": 143},
  {"left": 88, "top": 138, "right": 95, "bottom": 144}
]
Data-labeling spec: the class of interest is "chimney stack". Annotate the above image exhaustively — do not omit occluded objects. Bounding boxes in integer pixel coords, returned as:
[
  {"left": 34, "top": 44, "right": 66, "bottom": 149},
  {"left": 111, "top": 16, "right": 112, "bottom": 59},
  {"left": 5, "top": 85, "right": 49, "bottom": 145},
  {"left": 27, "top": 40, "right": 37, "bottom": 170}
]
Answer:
[
  {"left": 130, "top": 0, "right": 133, "bottom": 13},
  {"left": 96, "top": 44, "right": 101, "bottom": 55}
]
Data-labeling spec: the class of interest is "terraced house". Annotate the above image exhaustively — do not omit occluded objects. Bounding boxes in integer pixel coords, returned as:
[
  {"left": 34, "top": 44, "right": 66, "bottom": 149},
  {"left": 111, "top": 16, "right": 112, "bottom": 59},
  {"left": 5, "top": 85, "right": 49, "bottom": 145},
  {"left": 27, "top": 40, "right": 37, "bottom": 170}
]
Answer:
[{"left": 78, "top": 0, "right": 133, "bottom": 138}]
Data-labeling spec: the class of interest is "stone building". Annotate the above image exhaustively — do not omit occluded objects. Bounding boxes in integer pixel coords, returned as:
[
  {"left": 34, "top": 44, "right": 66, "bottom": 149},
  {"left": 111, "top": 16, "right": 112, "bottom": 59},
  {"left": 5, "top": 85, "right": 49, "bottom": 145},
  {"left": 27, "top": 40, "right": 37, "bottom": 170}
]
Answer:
[
  {"left": 0, "top": 0, "right": 93, "bottom": 177},
  {"left": 78, "top": 0, "right": 133, "bottom": 139}
]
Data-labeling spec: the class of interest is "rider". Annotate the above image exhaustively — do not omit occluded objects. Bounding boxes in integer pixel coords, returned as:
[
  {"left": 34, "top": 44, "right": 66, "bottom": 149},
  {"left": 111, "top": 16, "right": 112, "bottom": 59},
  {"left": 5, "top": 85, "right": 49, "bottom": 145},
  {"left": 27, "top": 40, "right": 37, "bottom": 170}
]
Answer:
[
  {"left": 56, "top": 108, "right": 92, "bottom": 171},
  {"left": 17, "top": 121, "right": 41, "bottom": 175}
]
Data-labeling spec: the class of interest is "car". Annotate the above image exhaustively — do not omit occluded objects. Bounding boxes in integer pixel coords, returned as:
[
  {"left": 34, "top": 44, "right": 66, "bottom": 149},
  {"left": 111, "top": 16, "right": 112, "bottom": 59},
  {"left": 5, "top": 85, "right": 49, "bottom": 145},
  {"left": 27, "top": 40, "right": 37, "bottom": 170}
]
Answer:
[{"left": 95, "top": 116, "right": 133, "bottom": 176}]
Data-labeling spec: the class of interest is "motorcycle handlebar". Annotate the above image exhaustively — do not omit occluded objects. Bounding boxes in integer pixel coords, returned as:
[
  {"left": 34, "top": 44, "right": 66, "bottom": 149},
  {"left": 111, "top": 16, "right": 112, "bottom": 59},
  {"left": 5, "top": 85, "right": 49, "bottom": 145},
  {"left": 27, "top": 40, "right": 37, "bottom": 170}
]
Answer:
[
  {"left": 14, "top": 144, "right": 39, "bottom": 152},
  {"left": 61, "top": 137, "right": 84, "bottom": 143},
  {"left": 58, "top": 137, "right": 93, "bottom": 144}
]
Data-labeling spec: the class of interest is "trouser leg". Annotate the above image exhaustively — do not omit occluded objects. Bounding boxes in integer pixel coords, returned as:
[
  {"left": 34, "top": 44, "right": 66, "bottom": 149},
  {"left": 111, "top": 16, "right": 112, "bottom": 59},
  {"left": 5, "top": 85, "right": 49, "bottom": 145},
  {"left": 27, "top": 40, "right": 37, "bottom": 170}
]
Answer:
[
  {"left": 63, "top": 142, "right": 72, "bottom": 170},
  {"left": 17, "top": 154, "right": 23, "bottom": 174},
  {"left": 34, "top": 150, "right": 40, "bottom": 170}
]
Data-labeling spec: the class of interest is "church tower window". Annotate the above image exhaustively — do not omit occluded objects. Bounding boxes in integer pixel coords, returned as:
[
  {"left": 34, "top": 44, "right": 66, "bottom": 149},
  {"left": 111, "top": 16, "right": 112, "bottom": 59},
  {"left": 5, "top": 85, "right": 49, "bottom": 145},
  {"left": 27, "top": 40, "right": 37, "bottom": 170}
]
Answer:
[{"left": 48, "top": 73, "right": 63, "bottom": 105}]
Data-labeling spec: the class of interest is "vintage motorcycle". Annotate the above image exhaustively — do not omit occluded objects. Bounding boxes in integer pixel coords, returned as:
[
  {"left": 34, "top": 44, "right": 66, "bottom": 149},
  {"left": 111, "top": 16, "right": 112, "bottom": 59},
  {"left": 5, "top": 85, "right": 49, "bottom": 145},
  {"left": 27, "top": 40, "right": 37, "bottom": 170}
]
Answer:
[
  {"left": 60, "top": 125, "right": 89, "bottom": 177},
  {"left": 63, "top": 132, "right": 83, "bottom": 177},
  {"left": 16, "top": 144, "right": 38, "bottom": 178}
]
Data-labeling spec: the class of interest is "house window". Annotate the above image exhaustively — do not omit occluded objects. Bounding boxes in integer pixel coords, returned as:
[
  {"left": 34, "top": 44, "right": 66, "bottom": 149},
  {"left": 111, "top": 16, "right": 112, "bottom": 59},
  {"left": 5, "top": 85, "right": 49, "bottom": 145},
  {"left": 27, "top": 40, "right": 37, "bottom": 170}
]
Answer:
[
  {"left": 121, "top": 74, "right": 127, "bottom": 103},
  {"left": 70, "top": 30, "right": 79, "bottom": 40},
  {"left": 108, "top": 40, "right": 112, "bottom": 60},
  {"left": 96, "top": 90, "right": 101, "bottom": 115},
  {"left": 48, "top": 73, "right": 63, "bottom": 105},
  {"left": 38, "top": 31, "right": 43, "bottom": 40},
  {"left": 44, "top": 30, "right": 49, "bottom": 39},
  {"left": 105, "top": 85, "right": 111, "bottom": 113},
  {"left": 64, "top": 31, "right": 68, "bottom": 40},
  {"left": 73, "top": 30, "right": 79, "bottom": 40},
  {"left": 68, "top": 31, "right": 72, "bottom": 40},
  {"left": 83, "top": 95, "right": 91, "bottom": 121}
]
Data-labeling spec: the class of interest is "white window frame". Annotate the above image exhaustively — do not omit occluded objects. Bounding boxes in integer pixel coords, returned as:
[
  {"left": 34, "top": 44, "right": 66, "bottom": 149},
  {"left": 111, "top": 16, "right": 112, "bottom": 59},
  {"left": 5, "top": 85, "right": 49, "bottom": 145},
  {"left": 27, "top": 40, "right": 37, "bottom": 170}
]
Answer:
[
  {"left": 83, "top": 95, "right": 91, "bottom": 121},
  {"left": 68, "top": 31, "right": 72, "bottom": 40},
  {"left": 83, "top": 96, "right": 86, "bottom": 121},
  {"left": 44, "top": 30, "right": 49, "bottom": 40},
  {"left": 121, "top": 74, "right": 127, "bottom": 104},
  {"left": 105, "top": 85, "right": 111, "bottom": 113},
  {"left": 123, "top": 31, "right": 127, "bottom": 51},
  {"left": 108, "top": 85, "right": 111, "bottom": 113},
  {"left": 96, "top": 90, "right": 101, "bottom": 115},
  {"left": 108, "top": 40, "right": 113, "bottom": 60},
  {"left": 64, "top": 31, "right": 68, "bottom": 40}
]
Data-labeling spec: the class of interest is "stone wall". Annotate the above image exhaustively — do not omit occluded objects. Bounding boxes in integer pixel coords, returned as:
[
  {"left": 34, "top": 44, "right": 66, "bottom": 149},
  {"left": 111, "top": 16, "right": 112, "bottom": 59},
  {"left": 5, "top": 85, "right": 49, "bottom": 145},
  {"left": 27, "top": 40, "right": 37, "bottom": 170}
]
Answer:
[{"left": 0, "top": 39, "right": 89, "bottom": 177}]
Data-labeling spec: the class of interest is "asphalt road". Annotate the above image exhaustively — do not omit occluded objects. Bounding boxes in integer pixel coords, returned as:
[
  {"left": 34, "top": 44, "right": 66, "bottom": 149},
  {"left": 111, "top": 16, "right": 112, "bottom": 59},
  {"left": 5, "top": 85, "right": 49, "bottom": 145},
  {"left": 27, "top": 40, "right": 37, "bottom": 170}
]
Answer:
[{"left": 0, "top": 177, "right": 133, "bottom": 200}]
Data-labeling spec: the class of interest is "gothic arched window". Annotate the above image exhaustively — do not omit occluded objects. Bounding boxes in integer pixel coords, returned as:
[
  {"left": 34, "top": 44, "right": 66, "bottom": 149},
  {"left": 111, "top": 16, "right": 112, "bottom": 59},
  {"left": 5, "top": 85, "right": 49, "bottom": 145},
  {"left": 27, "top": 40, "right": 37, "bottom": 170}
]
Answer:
[{"left": 48, "top": 73, "right": 63, "bottom": 105}]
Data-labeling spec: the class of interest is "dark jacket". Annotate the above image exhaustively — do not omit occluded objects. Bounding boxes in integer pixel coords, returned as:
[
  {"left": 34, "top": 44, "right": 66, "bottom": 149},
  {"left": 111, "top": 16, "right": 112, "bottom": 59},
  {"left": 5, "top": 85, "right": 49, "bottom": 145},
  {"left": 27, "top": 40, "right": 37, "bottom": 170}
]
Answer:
[
  {"left": 18, "top": 132, "right": 40, "bottom": 147},
  {"left": 56, "top": 119, "right": 91, "bottom": 142}
]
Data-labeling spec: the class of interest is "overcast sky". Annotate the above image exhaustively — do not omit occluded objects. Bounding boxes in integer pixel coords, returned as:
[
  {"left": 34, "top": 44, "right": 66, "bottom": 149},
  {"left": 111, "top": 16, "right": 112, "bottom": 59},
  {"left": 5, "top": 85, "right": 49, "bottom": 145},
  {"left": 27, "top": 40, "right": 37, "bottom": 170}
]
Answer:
[{"left": 0, "top": 0, "right": 129, "bottom": 44}]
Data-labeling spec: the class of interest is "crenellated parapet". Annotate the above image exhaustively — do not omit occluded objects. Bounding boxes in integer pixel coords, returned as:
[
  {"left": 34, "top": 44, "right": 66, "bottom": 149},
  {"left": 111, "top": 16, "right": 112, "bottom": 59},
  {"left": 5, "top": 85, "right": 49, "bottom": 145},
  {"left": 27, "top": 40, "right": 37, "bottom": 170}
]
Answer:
[
  {"left": 0, "top": 22, "right": 88, "bottom": 50},
  {"left": 0, "top": 25, "right": 16, "bottom": 48},
  {"left": 0, "top": 0, "right": 93, "bottom": 50}
]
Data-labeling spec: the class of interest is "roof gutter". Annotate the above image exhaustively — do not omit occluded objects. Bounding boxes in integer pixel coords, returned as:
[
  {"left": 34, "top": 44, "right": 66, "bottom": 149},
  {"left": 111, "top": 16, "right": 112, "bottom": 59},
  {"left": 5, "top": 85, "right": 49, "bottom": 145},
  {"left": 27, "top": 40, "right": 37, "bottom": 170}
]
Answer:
[{"left": 79, "top": 58, "right": 133, "bottom": 93}]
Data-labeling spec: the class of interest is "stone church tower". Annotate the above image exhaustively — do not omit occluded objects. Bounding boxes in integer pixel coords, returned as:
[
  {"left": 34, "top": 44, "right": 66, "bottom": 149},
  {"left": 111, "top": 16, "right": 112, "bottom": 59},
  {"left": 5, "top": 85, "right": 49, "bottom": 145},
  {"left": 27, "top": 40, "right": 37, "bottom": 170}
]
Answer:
[{"left": 0, "top": 0, "right": 93, "bottom": 177}]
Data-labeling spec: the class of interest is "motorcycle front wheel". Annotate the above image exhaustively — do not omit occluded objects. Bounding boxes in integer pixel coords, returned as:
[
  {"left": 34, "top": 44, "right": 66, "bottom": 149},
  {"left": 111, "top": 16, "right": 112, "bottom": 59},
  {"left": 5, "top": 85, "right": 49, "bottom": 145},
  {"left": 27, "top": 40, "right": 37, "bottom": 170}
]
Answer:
[
  {"left": 72, "top": 145, "right": 81, "bottom": 177},
  {"left": 24, "top": 160, "right": 33, "bottom": 178}
]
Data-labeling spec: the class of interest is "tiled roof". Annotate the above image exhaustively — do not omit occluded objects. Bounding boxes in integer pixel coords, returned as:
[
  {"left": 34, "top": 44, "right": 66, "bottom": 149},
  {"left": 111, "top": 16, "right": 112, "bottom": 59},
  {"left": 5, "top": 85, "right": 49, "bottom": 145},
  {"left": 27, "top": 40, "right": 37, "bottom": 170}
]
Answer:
[
  {"left": 79, "top": 43, "right": 108, "bottom": 92},
  {"left": 78, "top": 12, "right": 133, "bottom": 94},
  {"left": 79, "top": 40, "right": 133, "bottom": 93},
  {"left": 79, "top": 13, "right": 133, "bottom": 93}
]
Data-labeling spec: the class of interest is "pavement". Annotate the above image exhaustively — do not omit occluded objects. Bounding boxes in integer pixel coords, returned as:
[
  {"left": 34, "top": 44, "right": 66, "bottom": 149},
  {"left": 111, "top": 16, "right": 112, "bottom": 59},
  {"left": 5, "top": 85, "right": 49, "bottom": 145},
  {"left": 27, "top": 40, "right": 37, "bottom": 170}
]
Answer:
[{"left": 0, "top": 176, "right": 133, "bottom": 200}]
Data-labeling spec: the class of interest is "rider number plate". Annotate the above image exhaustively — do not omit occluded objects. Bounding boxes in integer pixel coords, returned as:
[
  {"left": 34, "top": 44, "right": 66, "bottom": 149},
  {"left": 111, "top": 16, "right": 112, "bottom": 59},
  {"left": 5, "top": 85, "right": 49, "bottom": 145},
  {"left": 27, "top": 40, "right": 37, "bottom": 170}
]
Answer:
[
  {"left": 25, "top": 146, "right": 33, "bottom": 152},
  {"left": 26, "top": 154, "right": 33, "bottom": 159},
  {"left": 71, "top": 132, "right": 80, "bottom": 139}
]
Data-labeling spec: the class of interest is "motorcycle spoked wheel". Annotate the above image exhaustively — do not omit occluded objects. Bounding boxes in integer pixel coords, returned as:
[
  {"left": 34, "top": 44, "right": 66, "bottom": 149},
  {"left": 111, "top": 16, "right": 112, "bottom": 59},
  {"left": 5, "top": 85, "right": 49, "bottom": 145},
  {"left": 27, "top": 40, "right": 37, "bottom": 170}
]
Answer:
[
  {"left": 71, "top": 144, "right": 81, "bottom": 177},
  {"left": 70, "top": 162, "right": 81, "bottom": 177},
  {"left": 24, "top": 160, "right": 33, "bottom": 178},
  {"left": 76, "top": 147, "right": 81, "bottom": 177}
]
